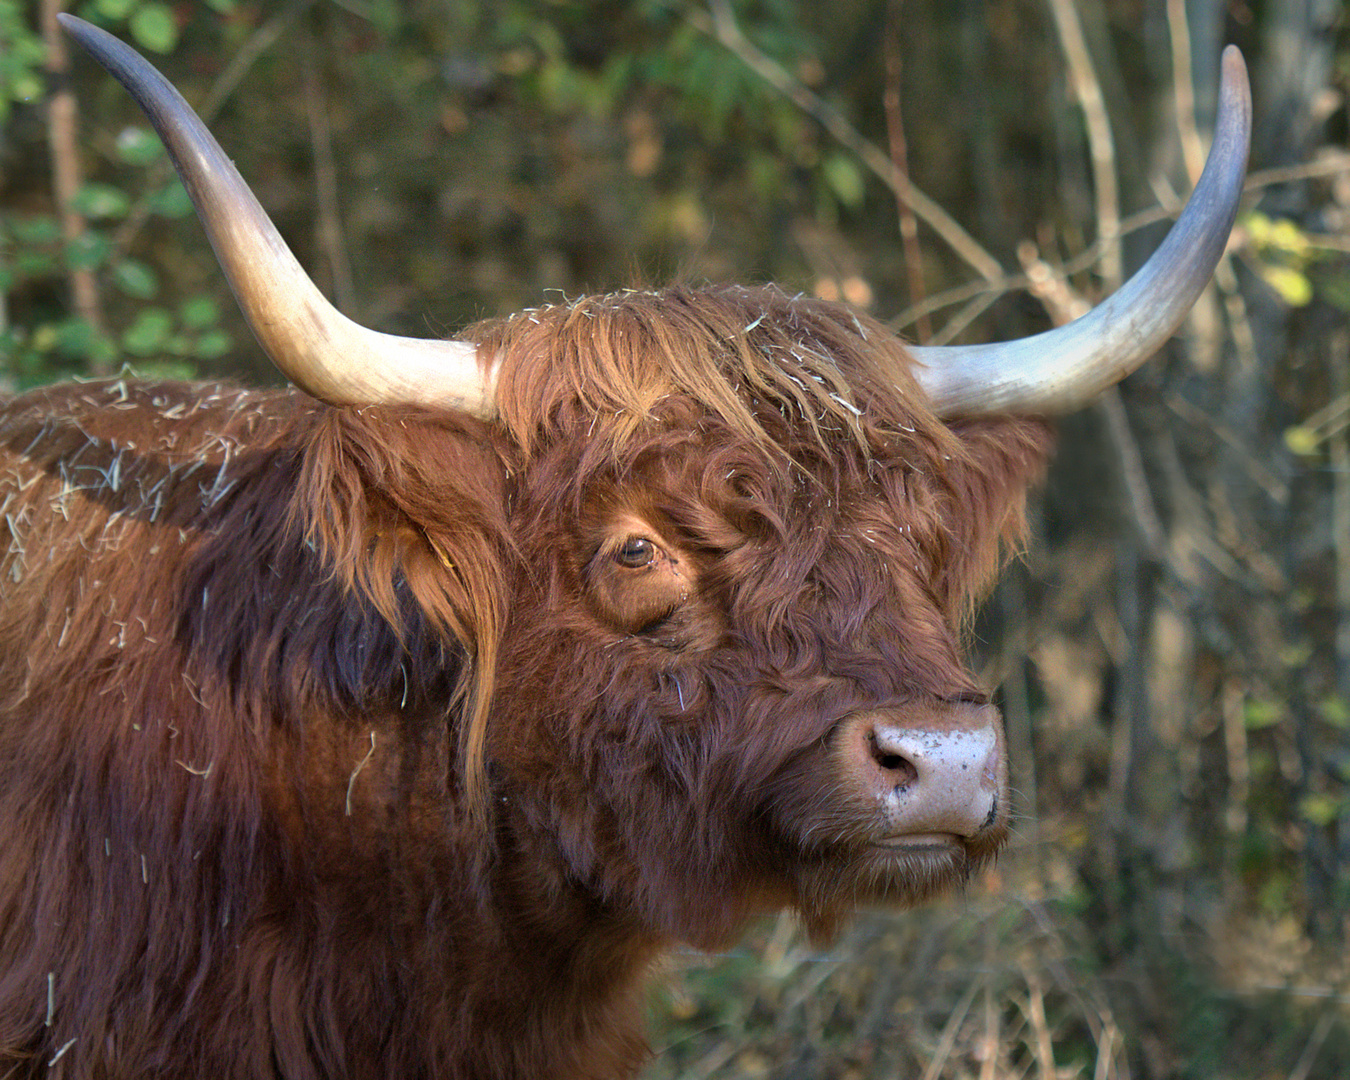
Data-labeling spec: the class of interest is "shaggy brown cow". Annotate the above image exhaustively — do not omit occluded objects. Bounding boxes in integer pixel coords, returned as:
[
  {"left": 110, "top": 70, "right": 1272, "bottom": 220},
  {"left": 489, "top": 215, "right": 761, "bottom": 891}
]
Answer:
[{"left": 0, "top": 17, "right": 1248, "bottom": 1080}]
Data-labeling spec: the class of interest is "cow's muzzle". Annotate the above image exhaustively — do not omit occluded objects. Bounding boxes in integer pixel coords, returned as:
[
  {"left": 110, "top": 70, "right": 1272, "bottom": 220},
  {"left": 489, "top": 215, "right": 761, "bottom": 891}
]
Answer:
[{"left": 839, "top": 701, "right": 1006, "bottom": 845}]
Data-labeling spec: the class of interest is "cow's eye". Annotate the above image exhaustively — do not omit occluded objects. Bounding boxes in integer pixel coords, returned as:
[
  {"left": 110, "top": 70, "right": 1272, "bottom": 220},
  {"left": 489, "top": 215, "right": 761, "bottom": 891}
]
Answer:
[
  {"left": 587, "top": 520, "right": 696, "bottom": 635},
  {"left": 615, "top": 537, "right": 655, "bottom": 568}
]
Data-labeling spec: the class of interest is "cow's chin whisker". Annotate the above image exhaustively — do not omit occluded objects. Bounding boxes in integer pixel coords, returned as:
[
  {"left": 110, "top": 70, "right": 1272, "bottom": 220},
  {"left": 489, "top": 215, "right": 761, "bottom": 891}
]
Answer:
[{"left": 789, "top": 839, "right": 992, "bottom": 944}]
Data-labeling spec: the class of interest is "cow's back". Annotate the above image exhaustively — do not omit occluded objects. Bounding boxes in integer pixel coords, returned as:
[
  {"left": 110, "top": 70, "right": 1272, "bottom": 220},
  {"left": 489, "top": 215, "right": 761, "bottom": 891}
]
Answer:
[{"left": 0, "top": 381, "right": 308, "bottom": 1075}]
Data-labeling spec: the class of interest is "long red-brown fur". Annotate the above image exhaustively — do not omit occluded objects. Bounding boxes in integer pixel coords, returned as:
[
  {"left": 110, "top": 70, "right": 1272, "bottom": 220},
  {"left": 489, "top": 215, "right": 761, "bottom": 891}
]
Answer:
[{"left": 0, "top": 285, "right": 1049, "bottom": 1078}]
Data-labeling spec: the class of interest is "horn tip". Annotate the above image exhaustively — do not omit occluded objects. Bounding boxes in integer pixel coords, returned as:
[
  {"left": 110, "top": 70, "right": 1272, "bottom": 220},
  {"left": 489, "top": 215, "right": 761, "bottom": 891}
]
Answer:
[
  {"left": 56, "top": 13, "right": 95, "bottom": 39},
  {"left": 1220, "top": 46, "right": 1251, "bottom": 110}
]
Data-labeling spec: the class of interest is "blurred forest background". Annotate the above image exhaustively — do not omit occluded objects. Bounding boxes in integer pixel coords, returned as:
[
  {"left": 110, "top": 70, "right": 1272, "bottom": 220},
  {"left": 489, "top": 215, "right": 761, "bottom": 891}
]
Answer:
[{"left": 3, "top": 0, "right": 1350, "bottom": 1076}]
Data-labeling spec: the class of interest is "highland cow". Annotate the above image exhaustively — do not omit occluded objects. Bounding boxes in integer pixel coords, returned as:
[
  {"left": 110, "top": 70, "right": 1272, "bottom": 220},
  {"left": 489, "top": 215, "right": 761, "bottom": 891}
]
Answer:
[{"left": 0, "top": 17, "right": 1249, "bottom": 1080}]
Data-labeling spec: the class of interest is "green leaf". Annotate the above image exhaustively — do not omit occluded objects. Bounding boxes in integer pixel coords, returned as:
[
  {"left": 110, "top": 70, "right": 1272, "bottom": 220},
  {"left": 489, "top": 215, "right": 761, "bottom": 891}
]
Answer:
[
  {"left": 11, "top": 215, "right": 62, "bottom": 245},
  {"left": 122, "top": 308, "right": 173, "bottom": 356},
  {"left": 0, "top": 329, "right": 20, "bottom": 360},
  {"left": 747, "top": 151, "right": 785, "bottom": 201},
  {"left": 64, "top": 231, "right": 111, "bottom": 271},
  {"left": 132, "top": 359, "right": 198, "bottom": 381},
  {"left": 149, "top": 179, "right": 192, "bottom": 218},
  {"left": 1243, "top": 698, "right": 1285, "bottom": 730},
  {"left": 8, "top": 72, "right": 42, "bottom": 104},
  {"left": 89, "top": 335, "right": 119, "bottom": 369},
  {"left": 1266, "top": 218, "right": 1312, "bottom": 259},
  {"left": 1278, "top": 641, "right": 1313, "bottom": 668},
  {"left": 15, "top": 251, "right": 58, "bottom": 279},
  {"left": 204, "top": 0, "right": 236, "bottom": 12},
  {"left": 1299, "top": 793, "right": 1344, "bottom": 828},
  {"left": 1256, "top": 869, "right": 1294, "bottom": 915},
  {"left": 1260, "top": 265, "right": 1313, "bottom": 308},
  {"left": 1243, "top": 211, "right": 1272, "bottom": 245},
  {"left": 1248, "top": 749, "right": 1275, "bottom": 781},
  {"left": 31, "top": 324, "right": 59, "bottom": 353},
  {"left": 113, "top": 258, "right": 158, "bottom": 299},
  {"left": 822, "top": 152, "right": 865, "bottom": 208},
  {"left": 179, "top": 295, "right": 221, "bottom": 329},
  {"left": 1318, "top": 696, "right": 1350, "bottom": 729},
  {"left": 115, "top": 126, "right": 165, "bottom": 166},
  {"left": 72, "top": 182, "right": 131, "bottom": 220},
  {"left": 1283, "top": 425, "right": 1320, "bottom": 457},
  {"left": 94, "top": 0, "right": 140, "bottom": 19},
  {"left": 129, "top": 3, "right": 178, "bottom": 54},
  {"left": 1319, "top": 273, "right": 1350, "bottom": 313},
  {"left": 193, "top": 329, "right": 232, "bottom": 360},
  {"left": 52, "top": 317, "right": 101, "bottom": 360}
]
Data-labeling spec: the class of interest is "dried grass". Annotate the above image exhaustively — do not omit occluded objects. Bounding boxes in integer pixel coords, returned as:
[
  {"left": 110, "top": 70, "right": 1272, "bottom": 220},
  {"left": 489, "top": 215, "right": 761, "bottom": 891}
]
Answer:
[{"left": 646, "top": 829, "right": 1348, "bottom": 1080}]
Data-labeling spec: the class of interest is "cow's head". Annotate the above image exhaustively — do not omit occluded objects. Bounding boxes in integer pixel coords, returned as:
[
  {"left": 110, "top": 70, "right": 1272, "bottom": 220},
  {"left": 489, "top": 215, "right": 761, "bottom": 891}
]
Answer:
[
  {"left": 61, "top": 17, "right": 1250, "bottom": 946},
  {"left": 466, "top": 286, "right": 1053, "bottom": 944}
]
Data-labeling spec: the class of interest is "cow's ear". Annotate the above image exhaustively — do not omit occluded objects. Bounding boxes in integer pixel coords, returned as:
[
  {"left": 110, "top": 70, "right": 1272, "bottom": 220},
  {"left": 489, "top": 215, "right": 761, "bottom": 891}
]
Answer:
[
  {"left": 934, "top": 416, "right": 1053, "bottom": 621},
  {"left": 296, "top": 405, "right": 512, "bottom": 651}
]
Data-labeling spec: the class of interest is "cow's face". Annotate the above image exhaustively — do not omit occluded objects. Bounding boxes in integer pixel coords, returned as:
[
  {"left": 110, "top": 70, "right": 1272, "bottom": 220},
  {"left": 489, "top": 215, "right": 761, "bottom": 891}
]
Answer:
[{"left": 483, "top": 290, "right": 1051, "bottom": 946}]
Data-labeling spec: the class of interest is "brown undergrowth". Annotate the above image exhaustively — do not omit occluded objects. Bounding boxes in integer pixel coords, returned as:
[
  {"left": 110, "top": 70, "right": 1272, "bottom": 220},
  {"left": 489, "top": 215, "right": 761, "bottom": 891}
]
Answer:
[{"left": 648, "top": 825, "right": 1350, "bottom": 1080}]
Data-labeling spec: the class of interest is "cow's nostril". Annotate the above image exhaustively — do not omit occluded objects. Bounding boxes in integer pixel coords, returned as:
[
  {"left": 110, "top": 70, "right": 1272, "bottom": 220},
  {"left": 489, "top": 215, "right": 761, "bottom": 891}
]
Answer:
[{"left": 868, "top": 734, "right": 918, "bottom": 787}]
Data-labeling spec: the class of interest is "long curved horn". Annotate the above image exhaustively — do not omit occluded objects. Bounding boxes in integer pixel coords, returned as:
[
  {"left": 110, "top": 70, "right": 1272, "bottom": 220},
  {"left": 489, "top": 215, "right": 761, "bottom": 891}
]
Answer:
[
  {"left": 910, "top": 46, "right": 1251, "bottom": 417},
  {"left": 60, "top": 14, "right": 493, "bottom": 417}
]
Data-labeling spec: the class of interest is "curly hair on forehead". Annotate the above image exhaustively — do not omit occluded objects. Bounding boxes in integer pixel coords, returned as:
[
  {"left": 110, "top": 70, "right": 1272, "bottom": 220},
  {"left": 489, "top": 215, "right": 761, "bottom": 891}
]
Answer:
[{"left": 467, "top": 284, "right": 932, "bottom": 458}]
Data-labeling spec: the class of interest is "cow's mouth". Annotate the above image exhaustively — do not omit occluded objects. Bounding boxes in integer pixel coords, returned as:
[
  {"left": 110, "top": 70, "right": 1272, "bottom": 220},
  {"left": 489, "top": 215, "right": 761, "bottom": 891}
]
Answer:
[
  {"left": 858, "top": 833, "right": 971, "bottom": 874},
  {"left": 869, "top": 832, "right": 963, "bottom": 852},
  {"left": 853, "top": 824, "right": 1005, "bottom": 889},
  {"left": 790, "top": 834, "right": 984, "bottom": 940}
]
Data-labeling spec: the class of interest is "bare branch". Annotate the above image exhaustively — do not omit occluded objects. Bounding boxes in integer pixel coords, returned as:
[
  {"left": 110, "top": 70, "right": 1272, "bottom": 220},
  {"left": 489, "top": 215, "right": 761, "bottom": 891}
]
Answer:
[
  {"left": 1166, "top": 0, "right": 1207, "bottom": 183},
  {"left": 1018, "top": 966, "right": 1060, "bottom": 1080},
  {"left": 1289, "top": 1013, "right": 1336, "bottom": 1080},
  {"left": 892, "top": 157, "right": 1350, "bottom": 334},
  {"left": 1163, "top": 392, "right": 1290, "bottom": 504},
  {"left": 1247, "top": 151, "right": 1350, "bottom": 188},
  {"left": 1045, "top": 0, "right": 1121, "bottom": 290},
  {"left": 198, "top": 0, "right": 321, "bottom": 126},
  {"left": 691, "top": 0, "right": 1005, "bottom": 283},
  {"left": 918, "top": 976, "right": 980, "bottom": 1080},
  {"left": 882, "top": 0, "right": 930, "bottom": 342},
  {"left": 929, "top": 292, "right": 1000, "bottom": 347},
  {"left": 1100, "top": 390, "right": 1168, "bottom": 559},
  {"left": 302, "top": 27, "right": 357, "bottom": 316},
  {"left": 40, "top": 0, "right": 109, "bottom": 375}
]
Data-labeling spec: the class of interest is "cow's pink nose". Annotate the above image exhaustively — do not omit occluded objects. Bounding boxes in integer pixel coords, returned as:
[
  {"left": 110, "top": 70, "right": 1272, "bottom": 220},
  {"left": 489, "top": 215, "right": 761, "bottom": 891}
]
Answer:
[{"left": 850, "top": 704, "right": 1004, "bottom": 839}]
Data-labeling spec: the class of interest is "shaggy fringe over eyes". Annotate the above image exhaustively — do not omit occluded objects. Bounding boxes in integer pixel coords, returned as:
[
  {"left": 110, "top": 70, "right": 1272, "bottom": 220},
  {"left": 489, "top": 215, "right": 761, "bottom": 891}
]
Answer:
[
  {"left": 292, "top": 406, "right": 511, "bottom": 825},
  {"left": 468, "top": 284, "right": 918, "bottom": 462},
  {"left": 469, "top": 283, "right": 1049, "bottom": 618}
]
